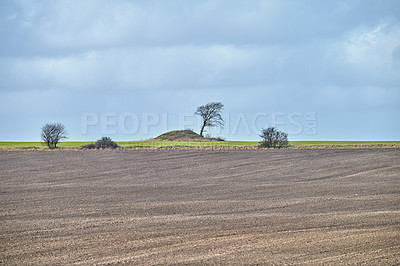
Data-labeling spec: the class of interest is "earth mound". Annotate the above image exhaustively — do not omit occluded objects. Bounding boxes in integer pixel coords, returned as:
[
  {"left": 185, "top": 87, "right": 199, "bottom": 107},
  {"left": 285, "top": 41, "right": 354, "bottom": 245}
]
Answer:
[{"left": 154, "top": 130, "right": 223, "bottom": 142}]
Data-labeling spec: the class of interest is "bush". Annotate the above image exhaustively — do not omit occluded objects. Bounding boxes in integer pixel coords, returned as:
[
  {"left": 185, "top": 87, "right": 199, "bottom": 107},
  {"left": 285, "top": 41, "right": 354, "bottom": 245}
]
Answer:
[
  {"left": 259, "top": 127, "right": 288, "bottom": 149},
  {"left": 95, "top": 137, "right": 119, "bottom": 149},
  {"left": 81, "top": 137, "right": 119, "bottom": 149}
]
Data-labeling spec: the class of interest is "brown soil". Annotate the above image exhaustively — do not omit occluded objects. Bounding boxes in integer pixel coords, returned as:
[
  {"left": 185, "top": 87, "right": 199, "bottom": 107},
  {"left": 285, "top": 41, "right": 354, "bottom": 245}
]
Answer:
[{"left": 0, "top": 149, "right": 399, "bottom": 264}]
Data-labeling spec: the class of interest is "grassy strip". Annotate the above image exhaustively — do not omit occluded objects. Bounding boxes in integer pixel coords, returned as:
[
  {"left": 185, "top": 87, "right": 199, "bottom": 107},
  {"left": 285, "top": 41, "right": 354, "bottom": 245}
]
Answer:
[
  {"left": 0, "top": 142, "right": 93, "bottom": 147},
  {"left": 0, "top": 140, "right": 399, "bottom": 149}
]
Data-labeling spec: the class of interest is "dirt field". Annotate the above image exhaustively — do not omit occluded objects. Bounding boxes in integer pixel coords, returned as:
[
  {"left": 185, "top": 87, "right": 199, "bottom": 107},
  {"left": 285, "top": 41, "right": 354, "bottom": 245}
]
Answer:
[{"left": 1, "top": 149, "right": 399, "bottom": 264}]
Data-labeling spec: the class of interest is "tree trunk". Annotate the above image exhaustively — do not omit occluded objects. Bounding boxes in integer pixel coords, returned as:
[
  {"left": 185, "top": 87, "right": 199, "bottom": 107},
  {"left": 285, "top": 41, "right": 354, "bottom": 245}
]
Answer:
[{"left": 200, "top": 123, "right": 206, "bottom": 137}]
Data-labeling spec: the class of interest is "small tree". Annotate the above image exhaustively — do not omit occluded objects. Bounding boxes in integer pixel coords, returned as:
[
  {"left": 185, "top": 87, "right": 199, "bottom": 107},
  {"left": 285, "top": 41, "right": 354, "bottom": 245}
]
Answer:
[
  {"left": 195, "top": 102, "right": 224, "bottom": 137},
  {"left": 41, "top": 123, "right": 68, "bottom": 149},
  {"left": 259, "top": 127, "right": 288, "bottom": 149}
]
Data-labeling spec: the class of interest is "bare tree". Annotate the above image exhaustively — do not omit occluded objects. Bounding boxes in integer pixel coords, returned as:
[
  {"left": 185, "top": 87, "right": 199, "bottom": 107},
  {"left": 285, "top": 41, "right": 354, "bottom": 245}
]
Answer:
[
  {"left": 275, "top": 131, "right": 289, "bottom": 148},
  {"left": 259, "top": 127, "right": 288, "bottom": 148},
  {"left": 195, "top": 102, "right": 224, "bottom": 137},
  {"left": 41, "top": 123, "right": 68, "bottom": 149},
  {"left": 260, "top": 127, "right": 276, "bottom": 148}
]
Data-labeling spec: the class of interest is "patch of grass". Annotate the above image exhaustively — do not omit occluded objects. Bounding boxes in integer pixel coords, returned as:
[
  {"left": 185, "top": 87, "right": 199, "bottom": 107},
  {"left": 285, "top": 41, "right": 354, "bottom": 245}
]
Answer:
[
  {"left": 0, "top": 142, "right": 42, "bottom": 147},
  {"left": 0, "top": 141, "right": 92, "bottom": 148}
]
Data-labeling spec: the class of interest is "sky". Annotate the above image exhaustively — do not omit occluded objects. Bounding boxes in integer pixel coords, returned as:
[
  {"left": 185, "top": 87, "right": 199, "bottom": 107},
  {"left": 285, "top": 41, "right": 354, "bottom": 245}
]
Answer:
[{"left": 0, "top": 0, "right": 399, "bottom": 141}]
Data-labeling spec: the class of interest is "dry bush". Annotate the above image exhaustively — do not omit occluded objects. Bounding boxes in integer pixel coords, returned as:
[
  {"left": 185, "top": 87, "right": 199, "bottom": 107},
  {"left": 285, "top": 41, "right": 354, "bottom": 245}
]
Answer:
[{"left": 81, "top": 137, "right": 119, "bottom": 149}]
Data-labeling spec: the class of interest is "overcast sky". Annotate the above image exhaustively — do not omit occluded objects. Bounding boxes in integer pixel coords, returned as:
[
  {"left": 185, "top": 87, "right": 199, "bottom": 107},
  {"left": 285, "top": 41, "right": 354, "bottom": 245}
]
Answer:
[{"left": 1, "top": 0, "right": 399, "bottom": 141}]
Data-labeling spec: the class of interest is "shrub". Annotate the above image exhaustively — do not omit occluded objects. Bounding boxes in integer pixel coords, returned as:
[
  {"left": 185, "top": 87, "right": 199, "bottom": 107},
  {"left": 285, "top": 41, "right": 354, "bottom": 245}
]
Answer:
[
  {"left": 95, "top": 137, "right": 119, "bottom": 149},
  {"left": 82, "top": 137, "right": 119, "bottom": 149}
]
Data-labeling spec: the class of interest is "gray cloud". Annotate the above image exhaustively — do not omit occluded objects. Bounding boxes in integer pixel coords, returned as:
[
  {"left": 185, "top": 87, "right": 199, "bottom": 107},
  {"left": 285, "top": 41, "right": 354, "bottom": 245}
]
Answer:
[{"left": 2, "top": 0, "right": 399, "bottom": 52}]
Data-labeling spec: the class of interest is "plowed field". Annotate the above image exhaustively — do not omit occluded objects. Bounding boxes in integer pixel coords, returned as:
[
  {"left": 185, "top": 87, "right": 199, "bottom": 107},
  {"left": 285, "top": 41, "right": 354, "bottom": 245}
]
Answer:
[{"left": 1, "top": 149, "right": 399, "bottom": 264}]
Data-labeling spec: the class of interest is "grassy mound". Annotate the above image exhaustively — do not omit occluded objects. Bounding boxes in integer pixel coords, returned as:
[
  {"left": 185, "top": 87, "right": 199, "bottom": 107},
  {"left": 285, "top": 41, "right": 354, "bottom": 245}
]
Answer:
[{"left": 154, "top": 130, "right": 223, "bottom": 142}]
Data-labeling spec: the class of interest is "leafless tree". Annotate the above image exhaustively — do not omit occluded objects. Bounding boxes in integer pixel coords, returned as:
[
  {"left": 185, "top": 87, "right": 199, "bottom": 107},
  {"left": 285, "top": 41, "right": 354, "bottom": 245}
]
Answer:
[
  {"left": 41, "top": 123, "right": 68, "bottom": 149},
  {"left": 275, "top": 130, "right": 289, "bottom": 148},
  {"left": 195, "top": 102, "right": 224, "bottom": 137},
  {"left": 259, "top": 127, "right": 288, "bottom": 148}
]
